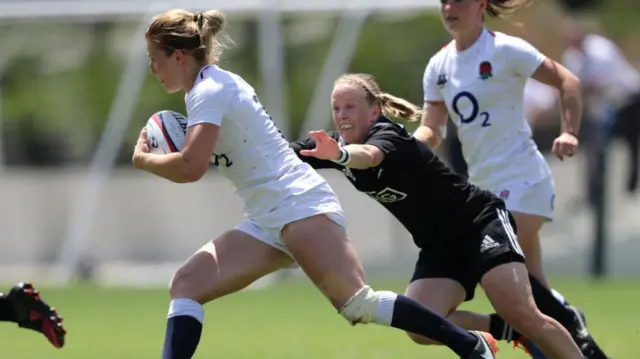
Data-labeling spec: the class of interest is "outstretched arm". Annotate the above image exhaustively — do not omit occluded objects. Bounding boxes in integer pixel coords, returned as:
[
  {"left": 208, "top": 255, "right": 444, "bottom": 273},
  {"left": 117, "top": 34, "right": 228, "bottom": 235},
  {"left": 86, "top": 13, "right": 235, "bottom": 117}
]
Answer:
[
  {"left": 298, "top": 130, "right": 385, "bottom": 170},
  {"left": 290, "top": 133, "right": 344, "bottom": 170}
]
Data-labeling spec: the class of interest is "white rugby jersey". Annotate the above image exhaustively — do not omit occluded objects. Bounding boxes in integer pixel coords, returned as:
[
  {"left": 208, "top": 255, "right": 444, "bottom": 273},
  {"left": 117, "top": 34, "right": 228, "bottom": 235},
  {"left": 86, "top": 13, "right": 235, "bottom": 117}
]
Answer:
[
  {"left": 185, "top": 65, "right": 326, "bottom": 219},
  {"left": 423, "top": 28, "right": 552, "bottom": 190}
]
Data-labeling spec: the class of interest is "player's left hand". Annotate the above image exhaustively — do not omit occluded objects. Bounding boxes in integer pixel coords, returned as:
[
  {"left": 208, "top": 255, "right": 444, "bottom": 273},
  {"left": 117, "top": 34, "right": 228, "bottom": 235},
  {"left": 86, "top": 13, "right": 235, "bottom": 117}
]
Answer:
[
  {"left": 132, "top": 127, "right": 150, "bottom": 168},
  {"left": 552, "top": 132, "right": 578, "bottom": 161},
  {"left": 299, "top": 130, "right": 341, "bottom": 161}
]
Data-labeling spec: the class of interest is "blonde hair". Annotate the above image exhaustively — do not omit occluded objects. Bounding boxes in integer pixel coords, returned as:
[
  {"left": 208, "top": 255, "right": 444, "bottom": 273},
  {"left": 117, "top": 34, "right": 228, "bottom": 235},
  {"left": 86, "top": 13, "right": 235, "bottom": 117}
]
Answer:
[
  {"left": 145, "top": 9, "right": 233, "bottom": 64},
  {"left": 335, "top": 73, "right": 422, "bottom": 123},
  {"left": 485, "top": 0, "right": 533, "bottom": 19}
]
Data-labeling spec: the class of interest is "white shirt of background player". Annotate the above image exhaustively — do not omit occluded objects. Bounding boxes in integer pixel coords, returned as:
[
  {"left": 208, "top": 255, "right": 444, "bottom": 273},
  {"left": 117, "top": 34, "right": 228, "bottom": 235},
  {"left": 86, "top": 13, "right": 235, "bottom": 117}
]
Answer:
[
  {"left": 414, "top": 3, "right": 582, "bottom": 180},
  {"left": 420, "top": 29, "right": 580, "bottom": 187}
]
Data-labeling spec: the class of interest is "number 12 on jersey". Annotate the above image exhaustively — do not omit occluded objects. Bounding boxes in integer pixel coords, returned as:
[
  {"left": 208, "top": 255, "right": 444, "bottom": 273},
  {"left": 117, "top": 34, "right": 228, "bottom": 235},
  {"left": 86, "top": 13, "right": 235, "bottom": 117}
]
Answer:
[{"left": 451, "top": 91, "right": 491, "bottom": 127}]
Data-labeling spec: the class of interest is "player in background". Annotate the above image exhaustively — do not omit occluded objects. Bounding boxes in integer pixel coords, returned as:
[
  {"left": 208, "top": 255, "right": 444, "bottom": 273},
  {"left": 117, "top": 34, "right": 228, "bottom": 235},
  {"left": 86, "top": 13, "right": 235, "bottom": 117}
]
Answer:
[
  {"left": 133, "top": 8, "right": 500, "bottom": 359},
  {"left": 413, "top": 0, "right": 608, "bottom": 357},
  {"left": 292, "top": 73, "right": 584, "bottom": 359},
  {"left": 0, "top": 282, "right": 66, "bottom": 348}
]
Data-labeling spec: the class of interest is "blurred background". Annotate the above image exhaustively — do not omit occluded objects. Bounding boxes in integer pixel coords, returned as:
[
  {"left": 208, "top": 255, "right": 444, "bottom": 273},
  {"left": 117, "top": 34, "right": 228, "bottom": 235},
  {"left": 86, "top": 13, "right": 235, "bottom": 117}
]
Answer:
[
  {"left": 0, "top": 0, "right": 638, "bottom": 294},
  {"left": 1, "top": 0, "right": 640, "bottom": 358}
]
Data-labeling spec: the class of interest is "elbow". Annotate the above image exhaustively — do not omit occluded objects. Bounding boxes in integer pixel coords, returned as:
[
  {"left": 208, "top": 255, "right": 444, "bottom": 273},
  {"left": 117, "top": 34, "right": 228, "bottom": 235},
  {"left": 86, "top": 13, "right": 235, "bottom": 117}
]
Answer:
[
  {"left": 563, "top": 73, "right": 581, "bottom": 92},
  {"left": 183, "top": 168, "right": 207, "bottom": 183},
  {"left": 366, "top": 153, "right": 379, "bottom": 168},
  {"left": 363, "top": 147, "right": 384, "bottom": 168},
  {"left": 413, "top": 125, "right": 429, "bottom": 141},
  {"left": 180, "top": 163, "right": 208, "bottom": 183},
  {"left": 573, "top": 75, "right": 581, "bottom": 88}
]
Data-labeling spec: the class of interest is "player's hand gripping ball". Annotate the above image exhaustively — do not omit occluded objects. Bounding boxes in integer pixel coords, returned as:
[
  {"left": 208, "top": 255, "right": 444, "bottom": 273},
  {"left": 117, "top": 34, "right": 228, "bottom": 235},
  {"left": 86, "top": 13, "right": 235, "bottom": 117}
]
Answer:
[{"left": 132, "top": 110, "right": 188, "bottom": 169}]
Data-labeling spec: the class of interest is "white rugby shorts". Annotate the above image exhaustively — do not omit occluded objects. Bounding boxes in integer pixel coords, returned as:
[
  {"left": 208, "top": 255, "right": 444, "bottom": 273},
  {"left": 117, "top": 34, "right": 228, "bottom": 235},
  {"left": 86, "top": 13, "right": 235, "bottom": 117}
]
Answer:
[
  {"left": 492, "top": 176, "right": 556, "bottom": 221},
  {"left": 235, "top": 182, "right": 347, "bottom": 257}
]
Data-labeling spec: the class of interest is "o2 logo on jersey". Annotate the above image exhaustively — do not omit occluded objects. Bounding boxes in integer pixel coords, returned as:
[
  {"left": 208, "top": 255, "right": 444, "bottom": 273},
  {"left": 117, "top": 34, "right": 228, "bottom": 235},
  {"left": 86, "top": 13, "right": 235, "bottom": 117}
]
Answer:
[
  {"left": 451, "top": 91, "right": 491, "bottom": 127},
  {"left": 365, "top": 187, "right": 408, "bottom": 203}
]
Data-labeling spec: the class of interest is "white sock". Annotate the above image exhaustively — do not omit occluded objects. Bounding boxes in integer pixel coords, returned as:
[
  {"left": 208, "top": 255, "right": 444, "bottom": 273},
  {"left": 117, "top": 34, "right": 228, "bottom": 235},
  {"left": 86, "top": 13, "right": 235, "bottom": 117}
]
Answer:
[
  {"left": 374, "top": 291, "right": 398, "bottom": 325},
  {"left": 167, "top": 298, "right": 205, "bottom": 324}
]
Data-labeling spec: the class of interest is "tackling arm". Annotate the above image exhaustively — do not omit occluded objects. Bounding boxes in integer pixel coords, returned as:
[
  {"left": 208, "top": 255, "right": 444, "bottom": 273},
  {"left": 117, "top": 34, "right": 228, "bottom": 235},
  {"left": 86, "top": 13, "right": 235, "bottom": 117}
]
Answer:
[{"left": 290, "top": 134, "right": 344, "bottom": 170}]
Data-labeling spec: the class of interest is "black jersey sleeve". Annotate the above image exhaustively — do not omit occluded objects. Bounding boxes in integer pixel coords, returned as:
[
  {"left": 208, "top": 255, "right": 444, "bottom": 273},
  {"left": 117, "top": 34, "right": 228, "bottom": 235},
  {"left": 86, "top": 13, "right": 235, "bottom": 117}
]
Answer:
[
  {"left": 364, "top": 124, "right": 418, "bottom": 167},
  {"left": 290, "top": 132, "right": 343, "bottom": 170}
]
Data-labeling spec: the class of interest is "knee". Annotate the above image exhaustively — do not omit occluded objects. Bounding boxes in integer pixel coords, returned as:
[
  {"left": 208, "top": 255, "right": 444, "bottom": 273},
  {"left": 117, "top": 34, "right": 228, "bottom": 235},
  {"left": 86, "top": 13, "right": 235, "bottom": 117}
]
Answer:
[
  {"left": 338, "top": 286, "right": 396, "bottom": 326},
  {"left": 497, "top": 304, "right": 544, "bottom": 335},
  {"left": 406, "top": 332, "right": 440, "bottom": 345},
  {"left": 168, "top": 266, "right": 193, "bottom": 299},
  {"left": 169, "top": 265, "right": 210, "bottom": 303}
]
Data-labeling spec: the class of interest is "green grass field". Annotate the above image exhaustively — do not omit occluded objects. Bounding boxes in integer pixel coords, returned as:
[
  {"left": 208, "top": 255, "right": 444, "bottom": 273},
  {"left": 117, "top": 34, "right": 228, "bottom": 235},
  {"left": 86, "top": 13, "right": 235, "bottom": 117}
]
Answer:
[{"left": 0, "top": 278, "right": 637, "bottom": 359}]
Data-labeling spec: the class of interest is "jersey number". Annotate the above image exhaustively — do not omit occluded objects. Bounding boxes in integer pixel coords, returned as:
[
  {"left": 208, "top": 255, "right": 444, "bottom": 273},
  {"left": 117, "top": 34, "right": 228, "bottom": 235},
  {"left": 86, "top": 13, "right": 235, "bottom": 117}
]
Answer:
[
  {"left": 212, "top": 153, "right": 233, "bottom": 168},
  {"left": 451, "top": 91, "right": 491, "bottom": 127}
]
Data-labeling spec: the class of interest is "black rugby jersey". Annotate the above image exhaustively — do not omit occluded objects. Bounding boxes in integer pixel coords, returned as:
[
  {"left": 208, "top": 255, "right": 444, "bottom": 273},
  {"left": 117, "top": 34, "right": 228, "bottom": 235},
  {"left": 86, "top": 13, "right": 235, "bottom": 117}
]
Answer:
[{"left": 291, "top": 117, "right": 504, "bottom": 247}]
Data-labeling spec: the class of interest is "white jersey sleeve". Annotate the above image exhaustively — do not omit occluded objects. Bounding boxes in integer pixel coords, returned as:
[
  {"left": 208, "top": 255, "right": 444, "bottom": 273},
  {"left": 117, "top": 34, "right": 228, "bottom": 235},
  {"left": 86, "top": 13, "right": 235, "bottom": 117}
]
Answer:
[
  {"left": 503, "top": 37, "right": 546, "bottom": 78},
  {"left": 185, "top": 80, "right": 235, "bottom": 128},
  {"left": 423, "top": 57, "right": 444, "bottom": 104}
]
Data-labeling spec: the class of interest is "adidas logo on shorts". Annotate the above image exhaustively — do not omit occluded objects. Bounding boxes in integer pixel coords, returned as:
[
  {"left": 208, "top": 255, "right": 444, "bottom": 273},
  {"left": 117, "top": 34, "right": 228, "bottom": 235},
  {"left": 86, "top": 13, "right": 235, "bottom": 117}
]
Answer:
[{"left": 480, "top": 235, "right": 499, "bottom": 253}]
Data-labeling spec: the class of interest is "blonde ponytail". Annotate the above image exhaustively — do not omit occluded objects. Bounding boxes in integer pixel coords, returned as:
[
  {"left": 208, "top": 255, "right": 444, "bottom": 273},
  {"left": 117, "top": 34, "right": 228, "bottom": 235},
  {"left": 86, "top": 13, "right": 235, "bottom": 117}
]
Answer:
[{"left": 378, "top": 92, "right": 422, "bottom": 123}]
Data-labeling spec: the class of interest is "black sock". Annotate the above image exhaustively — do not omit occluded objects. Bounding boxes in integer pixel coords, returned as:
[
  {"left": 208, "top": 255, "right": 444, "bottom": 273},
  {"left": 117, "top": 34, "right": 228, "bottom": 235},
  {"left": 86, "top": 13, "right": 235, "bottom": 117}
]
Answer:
[
  {"left": 0, "top": 294, "right": 16, "bottom": 322},
  {"left": 528, "top": 275, "right": 579, "bottom": 333},
  {"left": 390, "top": 295, "right": 478, "bottom": 358},
  {"left": 162, "top": 316, "right": 202, "bottom": 359},
  {"left": 488, "top": 313, "right": 521, "bottom": 342}
]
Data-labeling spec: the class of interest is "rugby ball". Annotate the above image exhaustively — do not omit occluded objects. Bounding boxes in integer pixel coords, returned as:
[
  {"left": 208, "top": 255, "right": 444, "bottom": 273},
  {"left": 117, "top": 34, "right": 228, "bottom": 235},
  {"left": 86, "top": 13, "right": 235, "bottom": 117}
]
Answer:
[{"left": 145, "top": 110, "right": 188, "bottom": 154}]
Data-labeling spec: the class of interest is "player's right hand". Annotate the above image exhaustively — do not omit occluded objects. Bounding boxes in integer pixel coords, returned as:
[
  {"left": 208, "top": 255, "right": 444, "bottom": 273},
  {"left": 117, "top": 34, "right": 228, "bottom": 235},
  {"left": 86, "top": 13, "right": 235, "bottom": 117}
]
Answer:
[
  {"left": 552, "top": 132, "right": 578, "bottom": 161},
  {"left": 299, "top": 130, "right": 341, "bottom": 161}
]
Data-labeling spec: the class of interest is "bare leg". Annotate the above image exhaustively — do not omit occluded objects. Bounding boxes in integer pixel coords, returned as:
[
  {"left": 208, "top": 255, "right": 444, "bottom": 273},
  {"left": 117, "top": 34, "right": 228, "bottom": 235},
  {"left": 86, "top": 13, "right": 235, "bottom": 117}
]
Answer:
[
  {"left": 162, "top": 230, "right": 292, "bottom": 359},
  {"left": 482, "top": 263, "right": 582, "bottom": 359},
  {"left": 282, "top": 214, "right": 497, "bottom": 359}
]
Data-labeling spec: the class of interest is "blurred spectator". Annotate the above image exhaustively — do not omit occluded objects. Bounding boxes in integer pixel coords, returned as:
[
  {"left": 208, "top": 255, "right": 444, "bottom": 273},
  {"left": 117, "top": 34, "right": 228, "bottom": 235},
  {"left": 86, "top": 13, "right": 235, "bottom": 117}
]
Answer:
[{"left": 561, "top": 17, "right": 640, "bottom": 203}]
